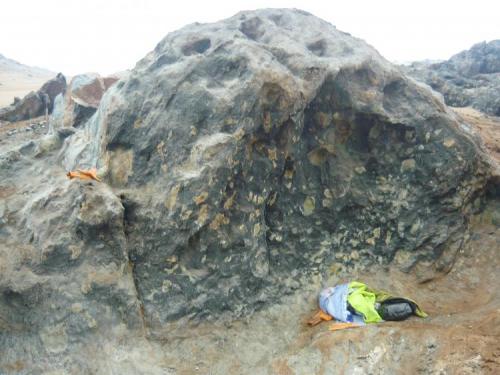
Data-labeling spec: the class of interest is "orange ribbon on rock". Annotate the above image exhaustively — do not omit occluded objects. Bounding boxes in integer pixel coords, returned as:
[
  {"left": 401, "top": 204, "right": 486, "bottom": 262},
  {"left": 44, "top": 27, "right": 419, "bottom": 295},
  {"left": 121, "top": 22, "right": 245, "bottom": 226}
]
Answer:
[
  {"left": 308, "top": 310, "right": 361, "bottom": 331},
  {"left": 308, "top": 309, "right": 333, "bottom": 326},
  {"left": 328, "top": 322, "right": 360, "bottom": 331},
  {"left": 66, "top": 168, "right": 101, "bottom": 182}
]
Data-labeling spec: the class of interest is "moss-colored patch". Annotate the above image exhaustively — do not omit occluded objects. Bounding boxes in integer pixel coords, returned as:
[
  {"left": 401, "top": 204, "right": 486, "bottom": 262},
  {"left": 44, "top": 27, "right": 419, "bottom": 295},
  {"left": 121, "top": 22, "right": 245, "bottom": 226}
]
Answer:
[
  {"left": 263, "top": 111, "right": 272, "bottom": 133},
  {"left": 165, "top": 184, "right": 181, "bottom": 211},
  {"left": 443, "top": 138, "right": 456, "bottom": 148},
  {"left": 210, "top": 213, "right": 229, "bottom": 230},
  {"left": 302, "top": 196, "right": 315, "bottom": 216},
  {"left": 308, "top": 147, "right": 329, "bottom": 166},
  {"left": 197, "top": 204, "right": 209, "bottom": 226},
  {"left": 107, "top": 148, "right": 134, "bottom": 186},
  {"left": 193, "top": 192, "right": 209, "bottom": 205}
]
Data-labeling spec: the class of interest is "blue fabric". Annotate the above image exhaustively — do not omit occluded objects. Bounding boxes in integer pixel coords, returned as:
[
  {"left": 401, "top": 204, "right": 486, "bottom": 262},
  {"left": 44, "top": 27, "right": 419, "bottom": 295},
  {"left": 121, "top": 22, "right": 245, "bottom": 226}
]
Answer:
[{"left": 319, "top": 284, "right": 365, "bottom": 325}]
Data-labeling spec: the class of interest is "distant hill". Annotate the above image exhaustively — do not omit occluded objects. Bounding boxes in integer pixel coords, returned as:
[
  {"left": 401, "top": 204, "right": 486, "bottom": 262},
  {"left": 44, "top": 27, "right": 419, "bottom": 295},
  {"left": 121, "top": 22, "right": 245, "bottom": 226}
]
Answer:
[{"left": 0, "top": 54, "right": 56, "bottom": 107}]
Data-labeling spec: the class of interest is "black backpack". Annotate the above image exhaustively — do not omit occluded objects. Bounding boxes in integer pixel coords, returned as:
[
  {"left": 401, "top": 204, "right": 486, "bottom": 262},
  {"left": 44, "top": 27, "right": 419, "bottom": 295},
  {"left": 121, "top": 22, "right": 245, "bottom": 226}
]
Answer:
[{"left": 376, "top": 298, "right": 417, "bottom": 321}]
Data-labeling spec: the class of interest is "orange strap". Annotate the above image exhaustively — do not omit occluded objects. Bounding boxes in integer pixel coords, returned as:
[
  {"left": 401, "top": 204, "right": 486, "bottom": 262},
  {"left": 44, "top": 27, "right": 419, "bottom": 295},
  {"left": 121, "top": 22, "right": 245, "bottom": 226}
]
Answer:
[
  {"left": 308, "top": 309, "right": 333, "bottom": 326},
  {"left": 328, "top": 322, "right": 360, "bottom": 331},
  {"left": 66, "top": 168, "right": 101, "bottom": 182}
]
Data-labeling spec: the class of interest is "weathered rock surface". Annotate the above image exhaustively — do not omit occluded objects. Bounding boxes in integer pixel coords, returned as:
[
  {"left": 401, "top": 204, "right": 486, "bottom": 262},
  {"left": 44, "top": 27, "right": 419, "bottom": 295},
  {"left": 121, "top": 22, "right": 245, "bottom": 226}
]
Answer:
[
  {"left": 155, "top": 210, "right": 500, "bottom": 374},
  {"left": 0, "top": 73, "right": 66, "bottom": 122},
  {"left": 39, "top": 73, "right": 68, "bottom": 112},
  {"left": 0, "top": 9, "right": 497, "bottom": 373},
  {"left": 50, "top": 73, "right": 120, "bottom": 130},
  {"left": 404, "top": 40, "right": 500, "bottom": 116},
  {"left": 63, "top": 8, "right": 492, "bottom": 324},
  {"left": 0, "top": 91, "right": 45, "bottom": 121}
]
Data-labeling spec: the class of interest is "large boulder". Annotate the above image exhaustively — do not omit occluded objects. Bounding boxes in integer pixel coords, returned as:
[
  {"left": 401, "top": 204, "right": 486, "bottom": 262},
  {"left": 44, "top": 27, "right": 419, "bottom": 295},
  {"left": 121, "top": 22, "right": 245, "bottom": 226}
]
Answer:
[
  {"left": 0, "top": 9, "right": 495, "bottom": 372},
  {"left": 0, "top": 91, "right": 45, "bottom": 121},
  {"left": 50, "top": 73, "right": 120, "bottom": 130},
  {"left": 62, "top": 9, "right": 491, "bottom": 325},
  {"left": 404, "top": 40, "right": 500, "bottom": 116},
  {"left": 39, "top": 72, "right": 67, "bottom": 112},
  {"left": 0, "top": 73, "right": 66, "bottom": 122}
]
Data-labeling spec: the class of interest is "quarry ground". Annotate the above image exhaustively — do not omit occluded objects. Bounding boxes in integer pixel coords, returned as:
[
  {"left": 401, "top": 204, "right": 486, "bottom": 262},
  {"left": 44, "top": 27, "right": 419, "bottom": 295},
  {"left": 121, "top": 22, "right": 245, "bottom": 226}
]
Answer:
[{"left": 0, "top": 107, "right": 499, "bottom": 374}]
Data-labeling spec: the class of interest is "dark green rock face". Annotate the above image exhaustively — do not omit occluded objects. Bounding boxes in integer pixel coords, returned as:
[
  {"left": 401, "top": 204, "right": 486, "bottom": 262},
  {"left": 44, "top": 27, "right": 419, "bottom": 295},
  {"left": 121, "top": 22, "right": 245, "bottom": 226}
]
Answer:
[
  {"left": 61, "top": 9, "right": 490, "bottom": 326},
  {"left": 0, "top": 10, "right": 493, "bottom": 369}
]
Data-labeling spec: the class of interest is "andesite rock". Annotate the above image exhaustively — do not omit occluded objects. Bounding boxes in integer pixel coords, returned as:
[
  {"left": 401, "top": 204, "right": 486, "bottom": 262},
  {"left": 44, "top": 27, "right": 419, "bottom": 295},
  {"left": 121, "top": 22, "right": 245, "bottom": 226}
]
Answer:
[
  {"left": 404, "top": 40, "right": 500, "bottom": 116},
  {"left": 0, "top": 9, "right": 495, "bottom": 372},
  {"left": 62, "top": 9, "right": 492, "bottom": 324},
  {"left": 0, "top": 91, "right": 44, "bottom": 121},
  {"left": 40, "top": 72, "right": 67, "bottom": 112},
  {"left": 0, "top": 73, "right": 66, "bottom": 122},
  {"left": 50, "top": 73, "right": 120, "bottom": 131}
]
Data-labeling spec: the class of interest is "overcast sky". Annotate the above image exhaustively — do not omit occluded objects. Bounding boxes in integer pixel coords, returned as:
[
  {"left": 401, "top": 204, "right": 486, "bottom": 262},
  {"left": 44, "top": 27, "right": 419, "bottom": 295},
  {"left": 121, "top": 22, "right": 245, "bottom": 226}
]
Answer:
[{"left": 1, "top": 0, "right": 499, "bottom": 76}]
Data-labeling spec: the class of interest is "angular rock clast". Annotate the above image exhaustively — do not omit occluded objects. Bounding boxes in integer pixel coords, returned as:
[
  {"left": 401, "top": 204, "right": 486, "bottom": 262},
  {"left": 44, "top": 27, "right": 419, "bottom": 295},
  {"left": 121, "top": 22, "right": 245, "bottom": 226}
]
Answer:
[{"left": 50, "top": 73, "right": 120, "bottom": 131}]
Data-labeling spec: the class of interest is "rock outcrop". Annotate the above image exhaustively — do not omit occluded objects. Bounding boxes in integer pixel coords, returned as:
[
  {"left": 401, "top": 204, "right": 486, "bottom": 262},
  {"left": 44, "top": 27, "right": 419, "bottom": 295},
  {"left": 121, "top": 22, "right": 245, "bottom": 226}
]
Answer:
[
  {"left": 404, "top": 40, "right": 500, "bottom": 116},
  {"left": 50, "top": 73, "right": 120, "bottom": 130},
  {"left": 0, "top": 73, "right": 66, "bottom": 122},
  {"left": 0, "top": 9, "right": 495, "bottom": 373}
]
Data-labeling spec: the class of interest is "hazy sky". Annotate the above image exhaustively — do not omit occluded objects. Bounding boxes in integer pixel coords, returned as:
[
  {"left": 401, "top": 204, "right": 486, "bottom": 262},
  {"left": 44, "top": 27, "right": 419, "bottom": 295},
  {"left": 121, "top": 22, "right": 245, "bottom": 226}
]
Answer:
[{"left": 1, "top": 0, "right": 499, "bottom": 75}]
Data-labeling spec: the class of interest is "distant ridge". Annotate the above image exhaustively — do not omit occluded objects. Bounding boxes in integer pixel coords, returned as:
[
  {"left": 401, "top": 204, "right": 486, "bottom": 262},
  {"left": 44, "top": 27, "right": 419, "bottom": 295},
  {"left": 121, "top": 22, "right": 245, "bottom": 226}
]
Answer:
[
  {"left": 0, "top": 53, "right": 55, "bottom": 76},
  {"left": 0, "top": 53, "right": 56, "bottom": 107}
]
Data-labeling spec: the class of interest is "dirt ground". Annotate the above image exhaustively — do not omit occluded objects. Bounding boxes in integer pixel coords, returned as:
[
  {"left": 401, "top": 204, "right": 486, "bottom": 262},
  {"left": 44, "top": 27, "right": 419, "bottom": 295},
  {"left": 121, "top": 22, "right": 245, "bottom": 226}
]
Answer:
[{"left": 0, "top": 116, "right": 48, "bottom": 152}]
